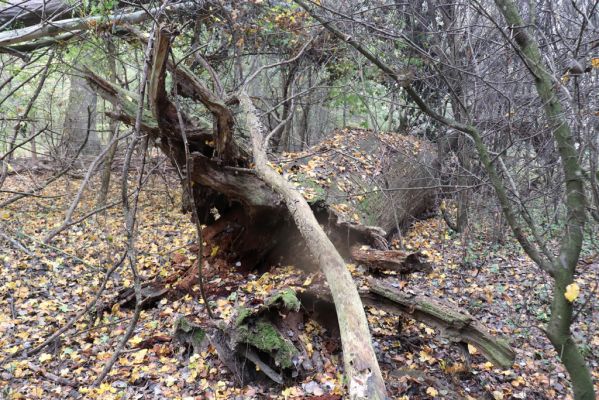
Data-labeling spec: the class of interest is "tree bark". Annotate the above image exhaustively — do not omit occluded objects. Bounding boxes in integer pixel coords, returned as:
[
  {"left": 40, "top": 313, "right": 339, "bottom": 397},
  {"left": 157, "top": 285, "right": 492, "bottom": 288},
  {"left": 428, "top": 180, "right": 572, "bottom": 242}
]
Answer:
[
  {"left": 96, "top": 38, "right": 120, "bottom": 210},
  {"left": 62, "top": 73, "right": 101, "bottom": 162}
]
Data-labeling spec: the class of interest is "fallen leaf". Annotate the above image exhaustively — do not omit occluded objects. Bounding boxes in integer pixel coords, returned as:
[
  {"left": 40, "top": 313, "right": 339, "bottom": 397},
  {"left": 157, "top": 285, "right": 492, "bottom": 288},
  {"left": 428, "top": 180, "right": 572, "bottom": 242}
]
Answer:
[{"left": 564, "top": 283, "right": 580, "bottom": 302}]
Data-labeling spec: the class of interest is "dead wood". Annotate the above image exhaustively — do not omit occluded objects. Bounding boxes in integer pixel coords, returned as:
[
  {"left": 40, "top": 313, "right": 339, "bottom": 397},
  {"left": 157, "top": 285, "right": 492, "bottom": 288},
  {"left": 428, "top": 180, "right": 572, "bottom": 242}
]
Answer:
[
  {"left": 84, "top": 56, "right": 433, "bottom": 274},
  {"left": 241, "top": 91, "right": 387, "bottom": 399},
  {"left": 365, "top": 279, "right": 515, "bottom": 368},
  {"left": 301, "top": 279, "right": 515, "bottom": 369},
  {"left": 350, "top": 246, "right": 433, "bottom": 274}
]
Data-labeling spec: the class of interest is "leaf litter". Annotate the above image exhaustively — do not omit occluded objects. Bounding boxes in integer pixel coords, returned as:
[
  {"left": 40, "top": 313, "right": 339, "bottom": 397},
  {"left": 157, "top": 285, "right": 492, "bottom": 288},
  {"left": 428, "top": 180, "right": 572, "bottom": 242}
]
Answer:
[{"left": 0, "top": 171, "right": 597, "bottom": 399}]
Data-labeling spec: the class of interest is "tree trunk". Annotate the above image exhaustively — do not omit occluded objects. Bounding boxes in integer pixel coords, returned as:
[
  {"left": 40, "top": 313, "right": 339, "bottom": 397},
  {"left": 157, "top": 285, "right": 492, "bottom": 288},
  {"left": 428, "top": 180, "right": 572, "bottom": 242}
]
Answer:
[
  {"left": 240, "top": 91, "right": 387, "bottom": 399},
  {"left": 62, "top": 74, "right": 101, "bottom": 163},
  {"left": 96, "top": 39, "right": 120, "bottom": 210},
  {"left": 493, "top": 1, "right": 594, "bottom": 398}
]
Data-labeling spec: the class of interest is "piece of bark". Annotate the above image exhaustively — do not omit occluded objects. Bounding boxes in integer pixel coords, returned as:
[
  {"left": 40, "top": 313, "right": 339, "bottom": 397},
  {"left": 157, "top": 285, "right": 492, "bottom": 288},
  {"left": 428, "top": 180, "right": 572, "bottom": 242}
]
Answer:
[{"left": 350, "top": 246, "right": 432, "bottom": 274}]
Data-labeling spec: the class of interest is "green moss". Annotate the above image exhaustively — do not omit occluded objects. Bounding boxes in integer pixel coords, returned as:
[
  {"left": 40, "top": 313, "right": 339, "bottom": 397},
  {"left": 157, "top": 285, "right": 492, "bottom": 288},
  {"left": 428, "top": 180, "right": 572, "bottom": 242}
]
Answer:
[
  {"left": 193, "top": 329, "right": 206, "bottom": 344},
  {"left": 293, "top": 172, "right": 327, "bottom": 202},
  {"left": 175, "top": 316, "right": 194, "bottom": 332},
  {"left": 174, "top": 316, "right": 206, "bottom": 352},
  {"left": 357, "top": 190, "right": 383, "bottom": 225},
  {"left": 265, "top": 288, "right": 301, "bottom": 312},
  {"left": 232, "top": 290, "right": 301, "bottom": 369},
  {"left": 235, "top": 307, "right": 252, "bottom": 326},
  {"left": 237, "top": 320, "right": 298, "bottom": 368}
]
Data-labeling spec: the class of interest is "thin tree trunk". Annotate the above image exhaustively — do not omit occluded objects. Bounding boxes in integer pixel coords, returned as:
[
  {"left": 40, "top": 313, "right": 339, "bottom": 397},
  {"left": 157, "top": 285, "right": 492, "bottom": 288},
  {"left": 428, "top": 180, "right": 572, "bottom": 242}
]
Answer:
[
  {"left": 96, "top": 38, "right": 120, "bottom": 210},
  {"left": 62, "top": 73, "right": 101, "bottom": 163},
  {"left": 493, "top": 2, "right": 594, "bottom": 398},
  {"left": 240, "top": 92, "right": 386, "bottom": 400},
  {"left": 296, "top": 1, "right": 594, "bottom": 397},
  {"left": 30, "top": 122, "right": 38, "bottom": 163}
]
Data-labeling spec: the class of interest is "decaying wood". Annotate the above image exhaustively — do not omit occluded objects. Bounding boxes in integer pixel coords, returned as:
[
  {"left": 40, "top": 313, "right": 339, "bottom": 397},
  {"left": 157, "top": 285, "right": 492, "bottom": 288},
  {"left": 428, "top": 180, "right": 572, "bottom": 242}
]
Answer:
[
  {"left": 350, "top": 246, "right": 433, "bottom": 274},
  {"left": 365, "top": 279, "right": 515, "bottom": 368},
  {"left": 84, "top": 68, "right": 426, "bottom": 271},
  {"left": 301, "top": 279, "right": 515, "bottom": 369}
]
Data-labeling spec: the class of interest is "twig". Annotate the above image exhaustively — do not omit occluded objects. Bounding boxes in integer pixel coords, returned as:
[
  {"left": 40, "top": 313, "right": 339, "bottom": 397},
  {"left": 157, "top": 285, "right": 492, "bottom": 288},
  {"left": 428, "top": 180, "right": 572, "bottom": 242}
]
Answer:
[
  {"left": 242, "top": 348, "right": 283, "bottom": 384},
  {"left": 27, "top": 362, "right": 79, "bottom": 388},
  {"left": 0, "top": 227, "right": 34, "bottom": 256}
]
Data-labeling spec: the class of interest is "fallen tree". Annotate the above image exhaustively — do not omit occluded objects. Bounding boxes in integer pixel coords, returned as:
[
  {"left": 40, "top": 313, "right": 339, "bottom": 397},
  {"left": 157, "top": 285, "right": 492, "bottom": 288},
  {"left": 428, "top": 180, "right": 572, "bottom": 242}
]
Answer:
[
  {"left": 76, "top": 23, "right": 442, "bottom": 398},
  {"left": 83, "top": 68, "right": 438, "bottom": 270}
]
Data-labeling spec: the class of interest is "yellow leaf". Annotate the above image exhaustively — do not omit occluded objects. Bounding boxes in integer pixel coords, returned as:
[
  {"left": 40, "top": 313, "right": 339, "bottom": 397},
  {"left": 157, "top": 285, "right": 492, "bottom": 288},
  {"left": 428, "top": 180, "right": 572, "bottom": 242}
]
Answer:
[
  {"left": 165, "top": 376, "right": 177, "bottom": 387},
  {"left": 483, "top": 361, "right": 494, "bottom": 371},
  {"left": 467, "top": 344, "right": 478, "bottom": 355},
  {"left": 97, "top": 382, "right": 116, "bottom": 395},
  {"left": 426, "top": 386, "right": 439, "bottom": 397},
  {"left": 39, "top": 353, "right": 52, "bottom": 363},
  {"left": 564, "top": 283, "right": 580, "bottom": 302},
  {"left": 591, "top": 57, "right": 599, "bottom": 68},
  {"left": 561, "top": 73, "right": 570, "bottom": 83},
  {"left": 302, "top": 275, "right": 313, "bottom": 286},
  {"left": 210, "top": 246, "right": 219, "bottom": 257},
  {"left": 132, "top": 348, "right": 148, "bottom": 364},
  {"left": 130, "top": 335, "right": 143, "bottom": 346},
  {"left": 1, "top": 211, "right": 10, "bottom": 220}
]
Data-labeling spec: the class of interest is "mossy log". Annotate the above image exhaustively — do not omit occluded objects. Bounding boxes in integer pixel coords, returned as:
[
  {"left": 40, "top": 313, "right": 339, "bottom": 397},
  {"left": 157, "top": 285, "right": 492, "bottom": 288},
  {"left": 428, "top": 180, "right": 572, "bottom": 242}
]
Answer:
[
  {"left": 365, "top": 279, "right": 515, "bottom": 368},
  {"left": 301, "top": 279, "right": 515, "bottom": 369},
  {"left": 214, "top": 290, "right": 305, "bottom": 385}
]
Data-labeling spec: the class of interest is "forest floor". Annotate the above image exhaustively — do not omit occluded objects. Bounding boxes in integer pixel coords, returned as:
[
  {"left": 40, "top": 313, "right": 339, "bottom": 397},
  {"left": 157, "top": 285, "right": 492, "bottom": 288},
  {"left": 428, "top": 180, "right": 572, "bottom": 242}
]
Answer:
[{"left": 0, "top": 173, "right": 598, "bottom": 399}]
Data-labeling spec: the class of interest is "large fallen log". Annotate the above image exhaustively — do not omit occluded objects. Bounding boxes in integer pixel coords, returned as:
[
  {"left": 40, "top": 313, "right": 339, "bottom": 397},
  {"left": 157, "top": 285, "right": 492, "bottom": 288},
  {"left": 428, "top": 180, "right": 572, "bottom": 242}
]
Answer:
[
  {"left": 279, "top": 128, "right": 438, "bottom": 234},
  {"left": 84, "top": 65, "right": 438, "bottom": 270}
]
